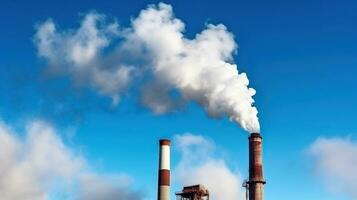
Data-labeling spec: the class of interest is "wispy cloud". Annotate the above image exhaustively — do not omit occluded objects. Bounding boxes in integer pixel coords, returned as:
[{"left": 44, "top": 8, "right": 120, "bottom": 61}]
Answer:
[
  {"left": 0, "top": 119, "right": 142, "bottom": 200},
  {"left": 173, "top": 133, "right": 245, "bottom": 200},
  {"left": 308, "top": 136, "right": 357, "bottom": 198}
]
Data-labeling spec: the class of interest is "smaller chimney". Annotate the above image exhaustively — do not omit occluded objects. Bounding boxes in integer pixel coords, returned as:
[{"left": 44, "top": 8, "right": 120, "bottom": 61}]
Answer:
[
  {"left": 248, "top": 133, "right": 266, "bottom": 200},
  {"left": 158, "top": 139, "right": 171, "bottom": 200}
]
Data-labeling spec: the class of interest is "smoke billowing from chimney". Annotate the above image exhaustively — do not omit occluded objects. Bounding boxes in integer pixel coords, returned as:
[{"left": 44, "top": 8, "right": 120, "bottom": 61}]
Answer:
[{"left": 34, "top": 3, "right": 260, "bottom": 133}]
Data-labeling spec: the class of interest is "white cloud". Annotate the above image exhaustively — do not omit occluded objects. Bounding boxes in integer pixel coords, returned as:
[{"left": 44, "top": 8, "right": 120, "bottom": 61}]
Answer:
[
  {"left": 34, "top": 3, "right": 259, "bottom": 133},
  {"left": 308, "top": 136, "right": 357, "bottom": 198},
  {"left": 78, "top": 174, "right": 142, "bottom": 200},
  {"left": 173, "top": 133, "right": 245, "bottom": 200},
  {"left": 0, "top": 120, "right": 141, "bottom": 200}
]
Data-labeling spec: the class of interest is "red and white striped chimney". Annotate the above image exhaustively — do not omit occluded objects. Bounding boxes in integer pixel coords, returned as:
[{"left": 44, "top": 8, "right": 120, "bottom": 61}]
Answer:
[{"left": 158, "top": 139, "right": 170, "bottom": 200}]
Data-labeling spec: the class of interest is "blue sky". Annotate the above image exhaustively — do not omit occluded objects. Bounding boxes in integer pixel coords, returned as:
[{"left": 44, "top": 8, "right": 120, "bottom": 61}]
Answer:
[{"left": 1, "top": 0, "right": 357, "bottom": 200}]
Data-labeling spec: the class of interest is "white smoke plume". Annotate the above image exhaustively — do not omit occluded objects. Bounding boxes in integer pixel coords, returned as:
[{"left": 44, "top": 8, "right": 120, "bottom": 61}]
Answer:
[
  {"left": 308, "top": 136, "right": 357, "bottom": 199},
  {"left": 35, "top": 13, "right": 132, "bottom": 105},
  {"left": 173, "top": 133, "right": 245, "bottom": 200},
  {"left": 34, "top": 3, "right": 260, "bottom": 133},
  {"left": 0, "top": 120, "right": 142, "bottom": 200}
]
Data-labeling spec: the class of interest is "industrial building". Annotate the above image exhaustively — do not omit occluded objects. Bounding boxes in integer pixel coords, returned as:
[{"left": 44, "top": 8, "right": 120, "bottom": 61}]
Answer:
[{"left": 175, "top": 185, "right": 209, "bottom": 200}]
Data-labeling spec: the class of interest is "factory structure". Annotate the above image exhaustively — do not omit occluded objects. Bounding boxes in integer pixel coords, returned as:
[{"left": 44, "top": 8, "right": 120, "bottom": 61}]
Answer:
[
  {"left": 176, "top": 185, "right": 209, "bottom": 200},
  {"left": 157, "top": 133, "right": 266, "bottom": 200}
]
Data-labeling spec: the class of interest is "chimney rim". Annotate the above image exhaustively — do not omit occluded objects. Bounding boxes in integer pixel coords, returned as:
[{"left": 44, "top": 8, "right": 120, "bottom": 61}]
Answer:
[
  {"left": 249, "top": 133, "right": 262, "bottom": 139},
  {"left": 160, "top": 139, "right": 171, "bottom": 146}
]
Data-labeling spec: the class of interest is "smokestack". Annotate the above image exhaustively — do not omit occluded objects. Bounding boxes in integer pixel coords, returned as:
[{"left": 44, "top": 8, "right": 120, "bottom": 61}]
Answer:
[
  {"left": 158, "top": 139, "right": 171, "bottom": 200},
  {"left": 248, "top": 133, "right": 266, "bottom": 200}
]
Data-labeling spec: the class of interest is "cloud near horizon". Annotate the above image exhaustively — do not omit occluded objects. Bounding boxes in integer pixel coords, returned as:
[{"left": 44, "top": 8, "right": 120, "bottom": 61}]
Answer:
[
  {"left": 308, "top": 136, "right": 357, "bottom": 199},
  {"left": 173, "top": 133, "right": 245, "bottom": 200},
  {"left": 0, "top": 119, "right": 142, "bottom": 200},
  {"left": 0, "top": 120, "right": 247, "bottom": 200}
]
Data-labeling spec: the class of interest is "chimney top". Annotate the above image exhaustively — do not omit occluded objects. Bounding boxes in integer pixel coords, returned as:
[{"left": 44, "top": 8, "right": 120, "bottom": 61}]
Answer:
[
  {"left": 160, "top": 139, "right": 171, "bottom": 146},
  {"left": 249, "top": 133, "right": 262, "bottom": 139}
]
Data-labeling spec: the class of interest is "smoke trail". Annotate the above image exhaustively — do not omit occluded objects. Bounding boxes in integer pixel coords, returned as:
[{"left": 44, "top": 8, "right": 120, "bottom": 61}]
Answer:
[{"left": 34, "top": 3, "right": 260, "bottom": 133}]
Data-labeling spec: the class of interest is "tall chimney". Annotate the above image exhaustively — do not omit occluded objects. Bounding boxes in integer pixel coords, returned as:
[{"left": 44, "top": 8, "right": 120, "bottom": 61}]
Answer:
[
  {"left": 158, "top": 139, "right": 171, "bottom": 200},
  {"left": 248, "top": 133, "right": 266, "bottom": 200}
]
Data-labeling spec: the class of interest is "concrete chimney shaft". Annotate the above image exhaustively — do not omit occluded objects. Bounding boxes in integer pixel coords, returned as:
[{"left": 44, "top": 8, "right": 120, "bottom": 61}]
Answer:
[
  {"left": 158, "top": 139, "right": 170, "bottom": 200},
  {"left": 249, "top": 133, "right": 266, "bottom": 200}
]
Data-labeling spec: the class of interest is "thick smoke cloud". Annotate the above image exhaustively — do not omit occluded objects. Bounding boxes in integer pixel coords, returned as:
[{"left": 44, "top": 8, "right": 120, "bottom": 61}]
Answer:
[
  {"left": 35, "top": 3, "right": 259, "bottom": 132},
  {"left": 173, "top": 133, "right": 245, "bottom": 200},
  {"left": 308, "top": 136, "right": 357, "bottom": 198},
  {"left": 0, "top": 120, "right": 142, "bottom": 200}
]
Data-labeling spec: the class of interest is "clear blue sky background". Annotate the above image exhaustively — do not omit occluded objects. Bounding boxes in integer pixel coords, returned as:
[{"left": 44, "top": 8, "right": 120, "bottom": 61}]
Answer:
[{"left": 1, "top": 0, "right": 357, "bottom": 199}]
